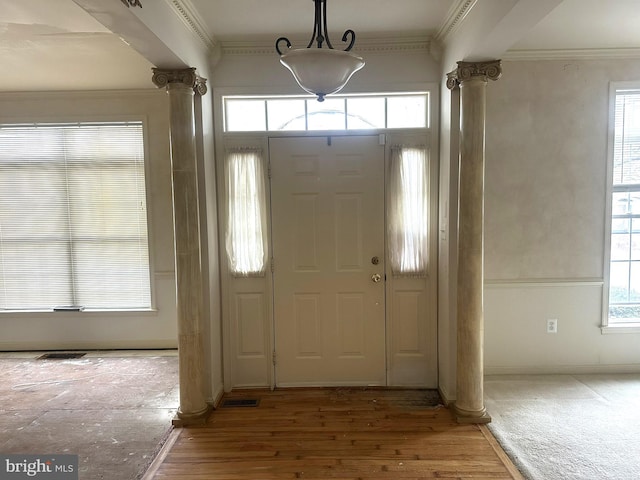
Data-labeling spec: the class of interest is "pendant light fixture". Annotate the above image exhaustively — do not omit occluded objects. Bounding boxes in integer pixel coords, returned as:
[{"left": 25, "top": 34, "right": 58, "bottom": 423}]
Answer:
[{"left": 276, "top": 0, "right": 365, "bottom": 102}]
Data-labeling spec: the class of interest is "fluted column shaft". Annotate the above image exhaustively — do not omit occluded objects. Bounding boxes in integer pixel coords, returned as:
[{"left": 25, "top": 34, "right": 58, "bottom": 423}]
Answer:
[
  {"left": 152, "top": 68, "right": 210, "bottom": 425},
  {"left": 447, "top": 61, "right": 501, "bottom": 424}
]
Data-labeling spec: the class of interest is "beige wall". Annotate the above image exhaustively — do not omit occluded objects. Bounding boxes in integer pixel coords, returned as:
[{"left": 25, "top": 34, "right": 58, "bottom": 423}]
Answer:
[
  {"left": 211, "top": 47, "right": 441, "bottom": 92},
  {"left": 484, "top": 59, "right": 640, "bottom": 373},
  {"left": 0, "top": 89, "right": 179, "bottom": 350}
]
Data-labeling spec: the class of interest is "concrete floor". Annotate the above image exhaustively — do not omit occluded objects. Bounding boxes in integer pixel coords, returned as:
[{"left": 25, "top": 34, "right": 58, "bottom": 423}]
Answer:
[{"left": 0, "top": 350, "right": 179, "bottom": 480}]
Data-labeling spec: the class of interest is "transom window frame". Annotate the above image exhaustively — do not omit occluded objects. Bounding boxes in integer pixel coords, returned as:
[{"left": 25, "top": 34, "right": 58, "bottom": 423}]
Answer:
[
  {"left": 603, "top": 82, "right": 640, "bottom": 333},
  {"left": 222, "top": 92, "right": 430, "bottom": 133},
  {"left": 0, "top": 115, "right": 157, "bottom": 314}
]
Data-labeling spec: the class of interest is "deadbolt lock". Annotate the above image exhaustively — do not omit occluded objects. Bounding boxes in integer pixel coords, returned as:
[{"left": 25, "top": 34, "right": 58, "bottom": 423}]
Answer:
[{"left": 371, "top": 256, "right": 380, "bottom": 265}]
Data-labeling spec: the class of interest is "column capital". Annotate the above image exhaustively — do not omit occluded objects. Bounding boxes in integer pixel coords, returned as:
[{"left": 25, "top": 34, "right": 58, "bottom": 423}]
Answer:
[
  {"left": 446, "top": 71, "right": 460, "bottom": 90},
  {"left": 447, "top": 60, "right": 502, "bottom": 89},
  {"left": 152, "top": 67, "right": 208, "bottom": 96}
]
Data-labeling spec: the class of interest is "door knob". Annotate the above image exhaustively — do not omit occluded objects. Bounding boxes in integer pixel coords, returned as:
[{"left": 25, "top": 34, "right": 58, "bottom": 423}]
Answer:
[{"left": 371, "top": 273, "right": 382, "bottom": 283}]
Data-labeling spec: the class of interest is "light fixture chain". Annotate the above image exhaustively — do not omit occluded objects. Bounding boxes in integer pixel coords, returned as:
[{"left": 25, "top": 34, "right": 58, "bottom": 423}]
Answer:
[
  {"left": 274, "top": 0, "right": 364, "bottom": 101},
  {"left": 321, "top": 0, "right": 333, "bottom": 49},
  {"left": 307, "top": 0, "right": 322, "bottom": 48},
  {"left": 279, "top": 0, "right": 356, "bottom": 53}
]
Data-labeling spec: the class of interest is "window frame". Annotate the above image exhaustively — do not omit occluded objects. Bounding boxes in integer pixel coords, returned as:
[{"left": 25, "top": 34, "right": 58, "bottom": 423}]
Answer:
[
  {"left": 0, "top": 116, "right": 156, "bottom": 313},
  {"left": 222, "top": 92, "right": 430, "bottom": 133},
  {"left": 603, "top": 82, "right": 640, "bottom": 333}
]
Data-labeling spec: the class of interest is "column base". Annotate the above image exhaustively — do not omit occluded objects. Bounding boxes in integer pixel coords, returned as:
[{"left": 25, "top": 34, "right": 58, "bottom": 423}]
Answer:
[
  {"left": 452, "top": 403, "right": 492, "bottom": 424},
  {"left": 172, "top": 404, "right": 213, "bottom": 427}
]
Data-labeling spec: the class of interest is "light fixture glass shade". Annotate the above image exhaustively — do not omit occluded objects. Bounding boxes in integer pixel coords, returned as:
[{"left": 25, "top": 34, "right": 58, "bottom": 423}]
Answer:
[{"left": 280, "top": 48, "right": 365, "bottom": 101}]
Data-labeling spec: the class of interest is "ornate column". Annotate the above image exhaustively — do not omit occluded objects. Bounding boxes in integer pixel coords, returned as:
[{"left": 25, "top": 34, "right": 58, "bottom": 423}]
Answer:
[
  {"left": 152, "top": 67, "right": 210, "bottom": 426},
  {"left": 447, "top": 60, "right": 501, "bottom": 424}
]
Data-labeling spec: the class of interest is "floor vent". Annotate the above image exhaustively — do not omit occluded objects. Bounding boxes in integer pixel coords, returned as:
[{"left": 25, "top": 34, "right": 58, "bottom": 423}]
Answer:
[
  {"left": 37, "top": 352, "right": 87, "bottom": 360},
  {"left": 221, "top": 398, "right": 260, "bottom": 408}
]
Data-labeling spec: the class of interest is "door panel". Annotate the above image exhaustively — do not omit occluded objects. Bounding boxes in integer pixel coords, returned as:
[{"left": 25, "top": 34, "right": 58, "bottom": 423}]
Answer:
[{"left": 270, "top": 136, "right": 385, "bottom": 386}]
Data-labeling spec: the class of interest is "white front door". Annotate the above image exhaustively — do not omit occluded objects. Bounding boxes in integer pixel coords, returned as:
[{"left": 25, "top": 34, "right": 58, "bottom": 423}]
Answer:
[{"left": 270, "top": 135, "right": 386, "bottom": 386}]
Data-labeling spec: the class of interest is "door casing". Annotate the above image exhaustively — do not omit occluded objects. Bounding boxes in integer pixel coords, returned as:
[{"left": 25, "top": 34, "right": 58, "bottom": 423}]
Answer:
[{"left": 219, "top": 131, "right": 438, "bottom": 391}]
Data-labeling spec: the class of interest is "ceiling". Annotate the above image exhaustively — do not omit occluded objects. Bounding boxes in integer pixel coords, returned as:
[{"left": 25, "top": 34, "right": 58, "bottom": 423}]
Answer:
[
  {"left": 511, "top": 0, "right": 640, "bottom": 51},
  {"left": 189, "top": 0, "right": 452, "bottom": 42},
  {"left": 0, "top": 0, "right": 154, "bottom": 91},
  {"left": 1, "top": 0, "right": 639, "bottom": 92}
]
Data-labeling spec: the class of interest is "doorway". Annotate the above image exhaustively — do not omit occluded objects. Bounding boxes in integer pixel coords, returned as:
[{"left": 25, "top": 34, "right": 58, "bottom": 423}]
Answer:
[
  {"left": 220, "top": 132, "right": 437, "bottom": 390},
  {"left": 270, "top": 135, "right": 386, "bottom": 386}
]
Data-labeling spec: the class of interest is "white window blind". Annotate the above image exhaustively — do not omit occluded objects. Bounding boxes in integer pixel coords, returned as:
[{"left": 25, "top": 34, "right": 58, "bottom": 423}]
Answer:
[
  {"left": 225, "top": 148, "right": 268, "bottom": 276},
  {"left": 0, "top": 122, "right": 151, "bottom": 310},
  {"left": 387, "top": 146, "right": 429, "bottom": 276},
  {"left": 613, "top": 91, "right": 640, "bottom": 186}
]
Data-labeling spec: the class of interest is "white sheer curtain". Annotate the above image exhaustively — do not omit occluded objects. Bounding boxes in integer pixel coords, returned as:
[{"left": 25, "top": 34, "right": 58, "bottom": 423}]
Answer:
[
  {"left": 225, "top": 148, "right": 268, "bottom": 276},
  {"left": 387, "top": 146, "right": 429, "bottom": 276}
]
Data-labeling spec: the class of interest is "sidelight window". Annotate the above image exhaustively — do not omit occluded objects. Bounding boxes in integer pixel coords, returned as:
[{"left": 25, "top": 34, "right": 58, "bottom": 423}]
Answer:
[
  {"left": 387, "top": 146, "right": 429, "bottom": 276},
  {"left": 225, "top": 148, "right": 268, "bottom": 276}
]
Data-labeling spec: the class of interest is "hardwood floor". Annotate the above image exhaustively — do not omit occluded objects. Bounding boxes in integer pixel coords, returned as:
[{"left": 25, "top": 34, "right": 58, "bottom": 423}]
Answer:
[{"left": 148, "top": 389, "right": 523, "bottom": 480}]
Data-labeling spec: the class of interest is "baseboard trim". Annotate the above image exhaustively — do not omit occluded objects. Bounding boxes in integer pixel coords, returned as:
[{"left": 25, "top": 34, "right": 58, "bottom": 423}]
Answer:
[
  {"left": 438, "top": 385, "right": 455, "bottom": 406},
  {"left": 485, "top": 363, "right": 640, "bottom": 376},
  {"left": 0, "top": 340, "right": 178, "bottom": 351},
  {"left": 211, "top": 385, "right": 225, "bottom": 408}
]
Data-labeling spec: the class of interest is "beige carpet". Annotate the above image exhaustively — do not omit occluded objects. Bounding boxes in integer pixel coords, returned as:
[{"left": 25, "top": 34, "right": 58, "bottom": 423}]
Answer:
[
  {"left": 485, "top": 373, "right": 640, "bottom": 480},
  {"left": 0, "top": 350, "right": 178, "bottom": 480}
]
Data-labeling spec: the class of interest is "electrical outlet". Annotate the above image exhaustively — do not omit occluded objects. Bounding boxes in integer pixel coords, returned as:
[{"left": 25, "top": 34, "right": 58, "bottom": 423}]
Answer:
[{"left": 547, "top": 318, "right": 558, "bottom": 334}]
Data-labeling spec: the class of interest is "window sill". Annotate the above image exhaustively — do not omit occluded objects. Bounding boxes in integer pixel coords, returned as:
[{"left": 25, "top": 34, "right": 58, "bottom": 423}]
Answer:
[{"left": 601, "top": 323, "right": 640, "bottom": 334}]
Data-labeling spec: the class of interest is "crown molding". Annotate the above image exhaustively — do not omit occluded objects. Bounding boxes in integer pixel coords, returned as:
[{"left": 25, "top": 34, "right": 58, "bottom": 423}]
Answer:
[
  {"left": 434, "top": 0, "right": 477, "bottom": 44},
  {"left": 167, "top": 0, "right": 217, "bottom": 51},
  {"left": 221, "top": 35, "right": 432, "bottom": 57},
  {"left": 503, "top": 48, "right": 640, "bottom": 61},
  {"left": 356, "top": 36, "right": 431, "bottom": 54}
]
